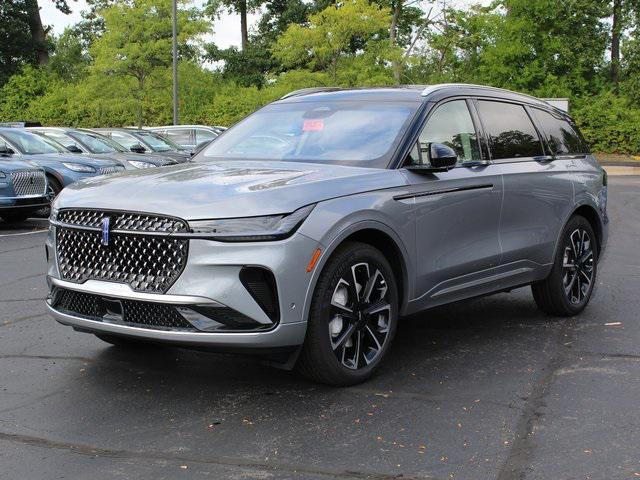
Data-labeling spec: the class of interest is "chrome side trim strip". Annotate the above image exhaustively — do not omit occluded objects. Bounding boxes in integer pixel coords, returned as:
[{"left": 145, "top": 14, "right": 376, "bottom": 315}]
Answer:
[
  {"left": 48, "top": 304, "right": 307, "bottom": 347},
  {"left": 50, "top": 277, "right": 223, "bottom": 306},
  {"left": 393, "top": 183, "right": 493, "bottom": 201}
]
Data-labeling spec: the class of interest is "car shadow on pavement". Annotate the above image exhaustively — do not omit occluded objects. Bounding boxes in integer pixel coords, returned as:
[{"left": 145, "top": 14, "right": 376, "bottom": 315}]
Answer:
[{"left": 81, "top": 287, "right": 552, "bottom": 394}]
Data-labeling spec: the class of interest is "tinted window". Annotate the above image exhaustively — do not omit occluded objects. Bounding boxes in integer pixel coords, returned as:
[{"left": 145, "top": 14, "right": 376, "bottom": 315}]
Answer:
[
  {"left": 202, "top": 101, "right": 418, "bottom": 168},
  {"left": 165, "top": 129, "right": 192, "bottom": 145},
  {"left": 477, "top": 101, "right": 543, "bottom": 159},
  {"left": 110, "top": 132, "right": 140, "bottom": 149},
  {"left": 531, "top": 108, "right": 584, "bottom": 155},
  {"left": 39, "top": 131, "right": 79, "bottom": 150},
  {"left": 195, "top": 129, "right": 217, "bottom": 143},
  {"left": 0, "top": 129, "right": 62, "bottom": 154},
  {"left": 419, "top": 100, "right": 480, "bottom": 164}
]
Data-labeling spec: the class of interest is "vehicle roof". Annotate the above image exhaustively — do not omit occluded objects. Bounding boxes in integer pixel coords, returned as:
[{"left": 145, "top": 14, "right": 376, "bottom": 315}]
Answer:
[
  {"left": 276, "top": 84, "right": 560, "bottom": 112},
  {"left": 148, "top": 125, "right": 219, "bottom": 130}
]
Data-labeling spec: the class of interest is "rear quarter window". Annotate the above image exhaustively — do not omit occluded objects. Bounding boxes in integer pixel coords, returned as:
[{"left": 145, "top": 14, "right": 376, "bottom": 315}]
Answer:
[
  {"left": 531, "top": 108, "right": 587, "bottom": 155},
  {"left": 477, "top": 100, "right": 544, "bottom": 160}
]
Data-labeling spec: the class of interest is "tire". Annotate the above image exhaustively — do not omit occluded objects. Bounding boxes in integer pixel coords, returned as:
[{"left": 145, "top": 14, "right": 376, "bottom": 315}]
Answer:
[
  {"left": 296, "top": 241, "right": 399, "bottom": 386},
  {"left": 95, "top": 333, "right": 143, "bottom": 348},
  {"left": 1, "top": 213, "right": 30, "bottom": 223},
  {"left": 532, "top": 215, "right": 598, "bottom": 316},
  {"left": 36, "top": 176, "right": 63, "bottom": 218}
]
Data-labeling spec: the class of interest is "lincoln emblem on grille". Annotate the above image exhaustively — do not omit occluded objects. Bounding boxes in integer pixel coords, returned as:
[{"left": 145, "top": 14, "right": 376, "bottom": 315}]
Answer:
[{"left": 101, "top": 217, "right": 110, "bottom": 246}]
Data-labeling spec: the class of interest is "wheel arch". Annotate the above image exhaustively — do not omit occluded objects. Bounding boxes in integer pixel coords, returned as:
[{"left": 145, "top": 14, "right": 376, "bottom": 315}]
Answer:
[
  {"left": 551, "top": 202, "right": 604, "bottom": 264},
  {"left": 302, "top": 221, "right": 412, "bottom": 322}
]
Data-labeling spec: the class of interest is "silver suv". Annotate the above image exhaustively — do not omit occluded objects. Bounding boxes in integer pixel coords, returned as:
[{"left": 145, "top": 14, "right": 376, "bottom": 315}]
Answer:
[{"left": 46, "top": 84, "right": 608, "bottom": 385}]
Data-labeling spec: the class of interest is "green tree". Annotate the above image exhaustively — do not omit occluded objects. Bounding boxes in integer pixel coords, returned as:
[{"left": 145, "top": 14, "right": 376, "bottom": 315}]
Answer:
[
  {"left": 273, "top": 0, "right": 397, "bottom": 82},
  {"left": 90, "top": 0, "right": 209, "bottom": 127}
]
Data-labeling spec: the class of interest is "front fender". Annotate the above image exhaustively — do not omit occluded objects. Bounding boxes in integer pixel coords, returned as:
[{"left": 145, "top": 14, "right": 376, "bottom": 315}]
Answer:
[{"left": 298, "top": 192, "right": 416, "bottom": 320}]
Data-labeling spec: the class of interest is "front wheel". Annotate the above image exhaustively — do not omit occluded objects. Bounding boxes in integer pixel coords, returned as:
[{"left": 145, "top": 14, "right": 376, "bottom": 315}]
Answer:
[
  {"left": 296, "top": 242, "right": 399, "bottom": 386},
  {"left": 532, "top": 215, "right": 598, "bottom": 316}
]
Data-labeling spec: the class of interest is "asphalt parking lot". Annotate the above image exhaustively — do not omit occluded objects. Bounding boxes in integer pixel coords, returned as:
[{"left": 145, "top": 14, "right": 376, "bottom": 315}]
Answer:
[{"left": 0, "top": 176, "right": 639, "bottom": 480}]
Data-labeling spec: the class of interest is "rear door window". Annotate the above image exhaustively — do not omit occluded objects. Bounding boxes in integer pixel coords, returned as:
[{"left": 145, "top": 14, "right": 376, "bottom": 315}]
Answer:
[
  {"left": 531, "top": 108, "right": 585, "bottom": 155},
  {"left": 195, "top": 129, "right": 217, "bottom": 144},
  {"left": 477, "top": 100, "right": 544, "bottom": 159},
  {"left": 164, "top": 129, "right": 192, "bottom": 146}
]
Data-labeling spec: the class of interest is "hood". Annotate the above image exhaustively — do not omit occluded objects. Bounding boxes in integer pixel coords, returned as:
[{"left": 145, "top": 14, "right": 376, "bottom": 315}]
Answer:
[
  {"left": 156, "top": 150, "right": 192, "bottom": 163},
  {"left": 57, "top": 160, "right": 407, "bottom": 219},
  {"left": 87, "top": 152, "right": 177, "bottom": 168},
  {"left": 24, "top": 153, "right": 121, "bottom": 168},
  {"left": 0, "top": 157, "right": 43, "bottom": 172}
]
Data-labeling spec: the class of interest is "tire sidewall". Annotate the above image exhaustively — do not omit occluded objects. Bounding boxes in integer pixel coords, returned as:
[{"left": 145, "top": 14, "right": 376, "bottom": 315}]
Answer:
[
  {"left": 550, "top": 216, "right": 598, "bottom": 315},
  {"left": 306, "top": 242, "right": 399, "bottom": 385}
]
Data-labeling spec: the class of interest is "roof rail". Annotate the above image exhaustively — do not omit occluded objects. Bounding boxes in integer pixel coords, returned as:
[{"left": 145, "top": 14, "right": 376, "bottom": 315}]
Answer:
[
  {"left": 280, "top": 87, "right": 343, "bottom": 100},
  {"left": 420, "top": 83, "right": 549, "bottom": 106}
]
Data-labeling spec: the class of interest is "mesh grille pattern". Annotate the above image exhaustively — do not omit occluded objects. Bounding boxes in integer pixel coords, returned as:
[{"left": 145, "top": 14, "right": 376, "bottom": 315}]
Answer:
[
  {"left": 11, "top": 170, "right": 46, "bottom": 196},
  {"left": 53, "top": 289, "right": 194, "bottom": 330},
  {"left": 57, "top": 209, "right": 188, "bottom": 233},
  {"left": 56, "top": 228, "right": 188, "bottom": 293},
  {"left": 98, "top": 166, "right": 125, "bottom": 175}
]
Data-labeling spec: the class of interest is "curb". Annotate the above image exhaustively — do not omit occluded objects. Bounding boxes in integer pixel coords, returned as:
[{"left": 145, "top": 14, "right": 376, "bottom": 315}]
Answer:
[{"left": 603, "top": 165, "right": 640, "bottom": 176}]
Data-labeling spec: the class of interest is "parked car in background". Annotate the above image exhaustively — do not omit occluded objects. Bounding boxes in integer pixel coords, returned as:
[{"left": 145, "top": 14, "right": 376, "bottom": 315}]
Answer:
[
  {"left": 0, "top": 128, "right": 124, "bottom": 199},
  {"left": 147, "top": 125, "right": 222, "bottom": 151},
  {"left": 45, "top": 84, "right": 607, "bottom": 386},
  {"left": 28, "top": 127, "right": 179, "bottom": 169},
  {"left": 0, "top": 157, "right": 48, "bottom": 223},
  {"left": 92, "top": 128, "right": 192, "bottom": 162}
]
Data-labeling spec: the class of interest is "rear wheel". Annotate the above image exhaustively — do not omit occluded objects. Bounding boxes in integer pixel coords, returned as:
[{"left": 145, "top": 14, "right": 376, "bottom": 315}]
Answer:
[
  {"left": 532, "top": 215, "right": 597, "bottom": 316},
  {"left": 296, "top": 241, "right": 398, "bottom": 386}
]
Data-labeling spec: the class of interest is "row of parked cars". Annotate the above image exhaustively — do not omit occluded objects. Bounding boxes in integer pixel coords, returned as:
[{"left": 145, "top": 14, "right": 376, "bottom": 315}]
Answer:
[{"left": 0, "top": 124, "right": 225, "bottom": 224}]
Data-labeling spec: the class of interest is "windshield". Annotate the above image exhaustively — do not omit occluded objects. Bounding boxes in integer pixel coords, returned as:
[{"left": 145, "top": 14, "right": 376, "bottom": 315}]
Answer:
[
  {"left": 137, "top": 131, "right": 182, "bottom": 152},
  {"left": 200, "top": 101, "right": 418, "bottom": 168},
  {"left": 73, "top": 131, "right": 125, "bottom": 153},
  {"left": 1, "top": 129, "right": 63, "bottom": 154}
]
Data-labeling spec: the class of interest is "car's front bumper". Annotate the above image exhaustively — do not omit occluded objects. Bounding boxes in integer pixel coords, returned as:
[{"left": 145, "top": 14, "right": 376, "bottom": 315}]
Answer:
[{"left": 46, "top": 229, "right": 322, "bottom": 349}]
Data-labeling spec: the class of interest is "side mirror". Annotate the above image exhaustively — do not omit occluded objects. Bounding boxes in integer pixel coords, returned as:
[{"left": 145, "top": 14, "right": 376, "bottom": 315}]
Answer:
[
  {"left": 428, "top": 143, "right": 458, "bottom": 170},
  {"left": 406, "top": 142, "right": 457, "bottom": 173},
  {"left": 0, "top": 144, "right": 14, "bottom": 156},
  {"left": 66, "top": 144, "right": 83, "bottom": 153},
  {"left": 130, "top": 144, "right": 146, "bottom": 153}
]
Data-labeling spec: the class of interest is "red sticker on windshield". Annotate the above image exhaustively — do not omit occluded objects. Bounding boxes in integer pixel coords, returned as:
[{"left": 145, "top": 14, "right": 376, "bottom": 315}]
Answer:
[{"left": 303, "top": 119, "right": 324, "bottom": 131}]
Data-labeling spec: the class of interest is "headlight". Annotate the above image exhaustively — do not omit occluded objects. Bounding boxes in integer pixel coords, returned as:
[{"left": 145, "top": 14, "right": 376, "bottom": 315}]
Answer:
[
  {"left": 49, "top": 195, "right": 60, "bottom": 221},
  {"left": 62, "top": 162, "right": 96, "bottom": 173},
  {"left": 129, "top": 160, "right": 156, "bottom": 169},
  {"left": 189, "top": 204, "right": 315, "bottom": 242}
]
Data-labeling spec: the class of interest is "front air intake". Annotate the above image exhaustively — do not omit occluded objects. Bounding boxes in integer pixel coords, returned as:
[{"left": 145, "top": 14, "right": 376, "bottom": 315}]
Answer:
[{"left": 239, "top": 267, "right": 280, "bottom": 323}]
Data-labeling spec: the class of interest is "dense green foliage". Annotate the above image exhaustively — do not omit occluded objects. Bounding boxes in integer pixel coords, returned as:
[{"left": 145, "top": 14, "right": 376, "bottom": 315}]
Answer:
[{"left": 2, "top": 0, "right": 640, "bottom": 153}]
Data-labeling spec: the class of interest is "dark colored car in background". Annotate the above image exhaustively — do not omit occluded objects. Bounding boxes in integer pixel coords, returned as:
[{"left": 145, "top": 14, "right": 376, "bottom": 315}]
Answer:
[
  {"left": 0, "top": 128, "right": 124, "bottom": 199},
  {"left": 147, "top": 125, "right": 222, "bottom": 151},
  {"left": 92, "top": 128, "right": 192, "bottom": 162},
  {"left": 0, "top": 157, "right": 48, "bottom": 223},
  {"left": 28, "top": 127, "right": 179, "bottom": 170}
]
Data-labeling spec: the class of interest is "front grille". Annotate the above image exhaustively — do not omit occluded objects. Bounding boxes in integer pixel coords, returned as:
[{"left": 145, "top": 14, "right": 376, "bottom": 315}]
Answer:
[
  {"left": 55, "top": 209, "right": 188, "bottom": 293},
  {"left": 11, "top": 169, "right": 46, "bottom": 196},
  {"left": 53, "top": 288, "right": 194, "bottom": 331},
  {"left": 98, "top": 166, "right": 125, "bottom": 175},
  {"left": 57, "top": 209, "right": 188, "bottom": 233}
]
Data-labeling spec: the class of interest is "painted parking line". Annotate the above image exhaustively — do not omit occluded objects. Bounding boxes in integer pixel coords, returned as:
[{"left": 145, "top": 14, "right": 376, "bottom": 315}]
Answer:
[{"left": 0, "top": 229, "right": 48, "bottom": 237}]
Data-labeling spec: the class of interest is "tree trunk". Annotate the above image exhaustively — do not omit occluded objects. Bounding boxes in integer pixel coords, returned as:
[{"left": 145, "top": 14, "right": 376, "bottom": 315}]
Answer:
[
  {"left": 239, "top": 0, "right": 249, "bottom": 51},
  {"left": 24, "top": 0, "right": 49, "bottom": 65},
  {"left": 390, "top": 0, "right": 401, "bottom": 84},
  {"left": 611, "top": 0, "right": 622, "bottom": 89}
]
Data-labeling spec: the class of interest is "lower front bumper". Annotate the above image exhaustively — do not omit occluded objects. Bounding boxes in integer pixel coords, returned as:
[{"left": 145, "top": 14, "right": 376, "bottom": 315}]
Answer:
[{"left": 47, "top": 301, "right": 307, "bottom": 349}]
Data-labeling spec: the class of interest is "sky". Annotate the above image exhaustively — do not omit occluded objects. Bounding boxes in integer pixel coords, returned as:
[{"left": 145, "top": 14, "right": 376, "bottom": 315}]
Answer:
[{"left": 40, "top": 0, "right": 259, "bottom": 49}]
